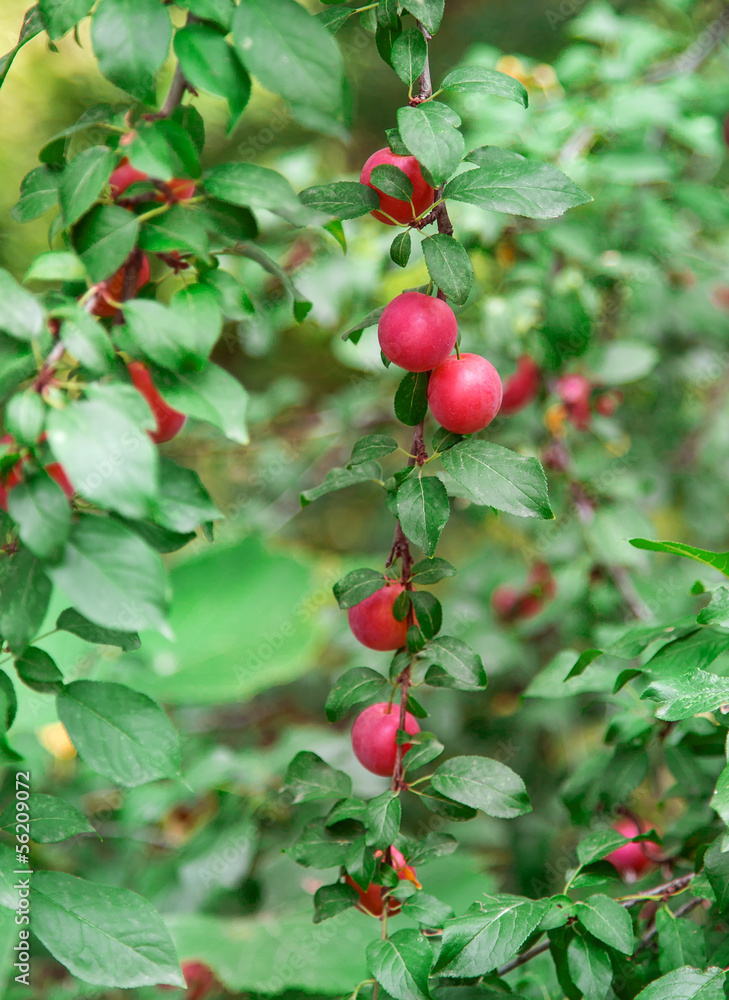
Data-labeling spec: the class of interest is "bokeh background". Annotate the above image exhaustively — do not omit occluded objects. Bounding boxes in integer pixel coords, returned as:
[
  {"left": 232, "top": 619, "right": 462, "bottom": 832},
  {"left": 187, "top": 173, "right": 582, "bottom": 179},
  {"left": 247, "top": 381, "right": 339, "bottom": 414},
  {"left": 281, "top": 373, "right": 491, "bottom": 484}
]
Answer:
[{"left": 2, "top": 0, "right": 729, "bottom": 996}]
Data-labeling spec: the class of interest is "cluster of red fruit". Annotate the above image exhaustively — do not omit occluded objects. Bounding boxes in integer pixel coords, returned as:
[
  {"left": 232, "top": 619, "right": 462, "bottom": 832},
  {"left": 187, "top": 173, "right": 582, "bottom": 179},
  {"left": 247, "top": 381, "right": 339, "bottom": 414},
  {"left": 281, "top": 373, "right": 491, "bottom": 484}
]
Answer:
[
  {"left": 491, "top": 561, "right": 556, "bottom": 623},
  {"left": 552, "top": 374, "right": 621, "bottom": 432}
]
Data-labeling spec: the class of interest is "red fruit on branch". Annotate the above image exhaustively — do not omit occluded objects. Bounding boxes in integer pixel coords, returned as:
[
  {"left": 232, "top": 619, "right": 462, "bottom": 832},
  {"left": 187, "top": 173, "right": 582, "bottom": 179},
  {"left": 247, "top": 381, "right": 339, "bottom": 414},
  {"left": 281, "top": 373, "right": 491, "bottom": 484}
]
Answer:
[
  {"left": 555, "top": 373, "right": 592, "bottom": 430},
  {"left": 427, "top": 353, "right": 503, "bottom": 434},
  {"left": 348, "top": 583, "right": 410, "bottom": 651},
  {"left": 157, "top": 178, "right": 197, "bottom": 203},
  {"left": 127, "top": 361, "right": 186, "bottom": 444},
  {"left": 92, "top": 254, "right": 151, "bottom": 318},
  {"left": 109, "top": 157, "right": 150, "bottom": 198},
  {"left": 378, "top": 291, "right": 457, "bottom": 372},
  {"left": 360, "top": 147, "right": 435, "bottom": 226},
  {"left": 605, "top": 818, "right": 660, "bottom": 881},
  {"left": 345, "top": 845, "right": 421, "bottom": 917},
  {"left": 351, "top": 701, "right": 420, "bottom": 776},
  {"left": 500, "top": 355, "right": 541, "bottom": 415}
]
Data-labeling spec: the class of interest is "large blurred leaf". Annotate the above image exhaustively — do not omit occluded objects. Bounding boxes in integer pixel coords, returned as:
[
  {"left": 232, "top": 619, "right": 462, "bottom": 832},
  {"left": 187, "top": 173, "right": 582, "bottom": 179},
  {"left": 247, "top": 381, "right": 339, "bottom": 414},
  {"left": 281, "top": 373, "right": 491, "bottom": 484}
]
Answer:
[{"left": 91, "top": 0, "right": 172, "bottom": 103}]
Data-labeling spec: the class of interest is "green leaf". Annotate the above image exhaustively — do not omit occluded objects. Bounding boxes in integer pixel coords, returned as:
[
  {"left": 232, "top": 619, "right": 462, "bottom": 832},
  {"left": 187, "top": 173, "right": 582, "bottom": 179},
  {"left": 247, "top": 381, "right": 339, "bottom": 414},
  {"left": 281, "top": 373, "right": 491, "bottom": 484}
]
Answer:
[
  {"left": 421, "top": 234, "right": 473, "bottom": 305},
  {"left": 0, "top": 7, "right": 44, "bottom": 89},
  {"left": 235, "top": 241, "right": 311, "bottom": 321},
  {"left": 641, "top": 668, "right": 729, "bottom": 721},
  {"left": 410, "top": 592, "right": 442, "bottom": 641},
  {"left": 397, "top": 102, "right": 464, "bottom": 186},
  {"left": 410, "top": 557, "right": 456, "bottom": 584},
  {"left": 138, "top": 205, "right": 209, "bottom": 258},
  {"left": 441, "top": 441, "right": 552, "bottom": 519},
  {"left": 0, "top": 792, "right": 93, "bottom": 843},
  {"left": 633, "top": 966, "right": 726, "bottom": 1000},
  {"left": 576, "top": 829, "right": 629, "bottom": 867},
  {"left": 422, "top": 635, "right": 487, "bottom": 691},
  {"left": 91, "top": 0, "right": 172, "bottom": 103},
  {"left": 0, "top": 671, "right": 17, "bottom": 732},
  {"left": 154, "top": 363, "right": 249, "bottom": 444},
  {"left": 313, "top": 882, "right": 358, "bottom": 923},
  {"left": 287, "top": 818, "right": 352, "bottom": 869},
  {"left": 232, "top": 0, "right": 344, "bottom": 116},
  {"left": 59, "top": 146, "right": 116, "bottom": 228},
  {"left": 73, "top": 205, "right": 140, "bottom": 284},
  {"left": 123, "top": 299, "right": 202, "bottom": 372},
  {"left": 400, "top": 0, "right": 443, "bottom": 33},
  {"left": 367, "top": 928, "right": 432, "bottom": 1000},
  {"left": 444, "top": 147, "right": 592, "bottom": 220},
  {"left": 350, "top": 434, "right": 399, "bottom": 466},
  {"left": 57, "top": 680, "right": 181, "bottom": 786},
  {"left": 703, "top": 838, "right": 729, "bottom": 912},
  {"left": 342, "top": 304, "right": 386, "bottom": 342},
  {"left": 317, "top": 6, "right": 352, "bottom": 33},
  {"left": 367, "top": 791, "right": 401, "bottom": 850},
  {"left": 54, "top": 303, "right": 115, "bottom": 374},
  {"left": 39, "top": 0, "right": 94, "bottom": 39},
  {"left": 402, "top": 732, "right": 444, "bottom": 772},
  {"left": 402, "top": 893, "right": 452, "bottom": 928},
  {"left": 629, "top": 538, "right": 729, "bottom": 578},
  {"left": 174, "top": 24, "right": 251, "bottom": 128},
  {"left": 301, "top": 461, "right": 382, "bottom": 505},
  {"left": 431, "top": 755, "right": 531, "bottom": 818},
  {"left": 333, "top": 568, "right": 387, "bottom": 609},
  {"left": 0, "top": 269, "right": 45, "bottom": 341},
  {"left": 713, "top": 763, "right": 729, "bottom": 827},
  {"left": 46, "top": 384, "right": 158, "bottom": 519},
  {"left": 6, "top": 391, "right": 45, "bottom": 446},
  {"left": 390, "top": 27, "right": 427, "bottom": 85},
  {"left": 10, "top": 165, "right": 59, "bottom": 223},
  {"left": 47, "top": 515, "right": 170, "bottom": 636},
  {"left": 697, "top": 586, "right": 729, "bottom": 627},
  {"left": 325, "top": 667, "right": 388, "bottom": 722},
  {"left": 14, "top": 646, "right": 64, "bottom": 694},
  {"left": 185, "top": 0, "right": 235, "bottom": 29},
  {"left": 0, "top": 547, "right": 52, "bottom": 653},
  {"left": 284, "top": 751, "right": 352, "bottom": 803},
  {"left": 391, "top": 231, "right": 412, "bottom": 267},
  {"left": 440, "top": 66, "right": 528, "bottom": 106},
  {"left": 567, "top": 933, "right": 613, "bottom": 1000},
  {"left": 151, "top": 458, "right": 220, "bottom": 534},
  {"left": 656, "top": 906, "right": 706, "bottom": 975},
  {"left": 300, "top": 181, "right": 379, "bottom": 219},
  {"left": 24, "top": 250, "right": 86, "bottom": 285},
  {"left": 397, "top": 475, "right": 450, "bottom": 557},
  {"left": 575, "top": 894, "right": 634, "bottom": 955},
  {"left": 7, "top": 473, "right": 71, "bottom": 561},
  {"left": 30, "top": 870, "right": 184, "bottom": 988},
  {"left": 203, "top": 163, "right": 302, "bottom": 223},
  {"left": 370, "top": 163, "right": 415, "bottom": 201},
  {"left": 435, "top": 894, "right": 547, "bottom": 976},
  {"left": 395, "top": 371, "right": 429, "bottom": 426},
  {"left": 56, "top": 607, "right": 140, "bottom": 651}
]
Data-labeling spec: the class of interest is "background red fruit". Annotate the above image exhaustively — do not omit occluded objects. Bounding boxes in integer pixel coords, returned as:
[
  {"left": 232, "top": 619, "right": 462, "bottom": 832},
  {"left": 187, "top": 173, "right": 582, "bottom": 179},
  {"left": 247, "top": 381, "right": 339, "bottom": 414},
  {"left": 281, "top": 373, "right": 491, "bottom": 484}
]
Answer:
[
  {"left": 594, "top": 390, "right": 622, "bottom": 417},
  {"left": 605, "top": 818, "right": 660, "bottom": 881},
  {"left": 360, "top": 147, "right": 434, "bottom": 225},
  {"left": 500, "top": 355, "right": 541, "bottom": 415},
  {"left": 157, "top": 178, "right": 197, "bottom": 203},
  {"left": 348, "top": 583, "right": 409, "bottom": 651},
  {"left": 109, "top": 157, "right": 149, "bottom": 197},
  {"left": 93, "top": 255, "right": 151, "bottom": 318},
  {"left": 127, "top": 361, "right": 186, "bottom": 444},
  {"left": 555, "top": 373, "right": 592, "bottom": 430},
  {"left": 378, "top": 291, "right": 457, "bottom": 372},
  {"left": 428, "top": 353, "right": 503, "bottom": 434},
  {"left": 351, "top": 701, "right": 420, "bottom": 776},
  {"left": 159, "top": 960, "right": 215, "bottom": 999}
]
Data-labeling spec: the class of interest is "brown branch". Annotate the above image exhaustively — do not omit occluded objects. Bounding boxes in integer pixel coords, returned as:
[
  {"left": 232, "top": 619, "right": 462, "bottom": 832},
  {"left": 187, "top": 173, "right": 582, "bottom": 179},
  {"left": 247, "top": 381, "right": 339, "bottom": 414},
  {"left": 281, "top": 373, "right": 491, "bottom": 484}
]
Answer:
[
  {"left": 143, "top": 63, "right": 192, "bottom": 122},
  {"left": 112, "top": 247, "right": 144, "bottom": 326},
  {"left": 496, "top": 873, "right": 697, "bottom": 977}
]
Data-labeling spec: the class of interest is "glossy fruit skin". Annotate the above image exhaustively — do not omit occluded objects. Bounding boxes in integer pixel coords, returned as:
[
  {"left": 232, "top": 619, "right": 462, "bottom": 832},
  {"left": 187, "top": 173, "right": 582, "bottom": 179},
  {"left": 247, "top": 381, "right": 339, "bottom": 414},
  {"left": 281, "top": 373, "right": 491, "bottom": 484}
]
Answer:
[
  {"left": 351, "top": 701, "right": 420, "bottom": 777},
  {"left": 128, "top": 361, "right": 186, "bottom": 444},
  {"left": 360, "top": 147, "right": 435, "bottom": 225},
  {"left": 500, "top": 355, "right": 541, "bottom": 415},
  {"left": 428, "top": 353, "right": 503, "bottom": 434},
  {"left": 345, "top": 845, "right": 421, "bottom": 917},
  {"left": 348, "top": 583, "right": 409, "bottom": 651},
  {"left": 555, "top": 373, "right": 592, "bottom": 430},
  {"left": 605, "top": 818, "right": 660, "bottom": 881},
  {"left": 109, "top": 157, "right": 149, "bottom": 197},
  {"left": 378, "top": 292, "right": 457, "bottom": 372},
  {"left": 93, "top": 254, "right": 151, "bottom": 318}
]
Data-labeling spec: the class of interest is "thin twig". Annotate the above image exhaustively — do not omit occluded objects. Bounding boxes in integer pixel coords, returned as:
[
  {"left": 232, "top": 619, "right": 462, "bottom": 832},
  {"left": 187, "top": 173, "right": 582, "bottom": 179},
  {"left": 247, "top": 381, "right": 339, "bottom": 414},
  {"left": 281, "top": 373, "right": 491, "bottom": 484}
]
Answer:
[{"left": 144, "top": 63, "right": 191, "bottom": 122}]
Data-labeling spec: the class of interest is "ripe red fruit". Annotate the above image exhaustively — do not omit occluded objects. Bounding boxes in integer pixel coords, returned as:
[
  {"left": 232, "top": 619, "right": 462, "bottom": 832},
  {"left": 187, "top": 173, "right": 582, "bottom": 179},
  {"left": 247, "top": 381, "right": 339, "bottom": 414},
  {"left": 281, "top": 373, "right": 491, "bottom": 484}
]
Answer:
[
  {"left": 159, "top": 960, "right": 215, "bottom": 999},
  {"left": 46, "top": 462, "right": 74, "bottom": 498},
  {"left": 360, "top": 147, "right": 435, "bottom": 225},
  {"left": 127, "top": 361, "right": 186, "bottom": 444},
  {"left": 555, "top": 373, "right": 592, "bottom": 430},
  {"left": 594, "top": 390, "right": 622, "bottom": 417},
  {"left": 500, "top": 355, "right": 541, "bottom": 415},
  {"left": 605, "top": 818, "right": 660, "bottom": 881},
  {"left": 109, "top": 157, "right": 149, "bottom": 198},
  {"left": 351, "top": 701, "right": 420, "bottom": 777},
  {"left": 92, "top": 254, "right": 151, "bottom": 318},
  {"left": 378, "top": 292, "right": 457, "bottom": 372},
  {"left": 348, "top": 583, "right": 409, "bottom": 651},
  {"left": 157, "top": 178, "right": 196, "bottom": 204},
  {"left": 345, "top": 845, "right": 421, "bottom": 917},
  {"left": 428, "top": 353, "right": 503, "bottom": 434}
]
